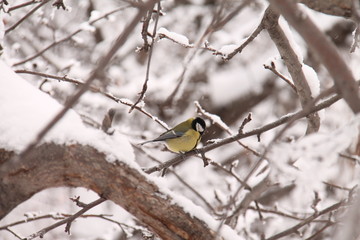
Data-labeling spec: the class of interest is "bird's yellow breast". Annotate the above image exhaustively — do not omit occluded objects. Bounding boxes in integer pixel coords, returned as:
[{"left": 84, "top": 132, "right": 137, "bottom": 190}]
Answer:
[{"left": 165, "top": 129, "right": 201, "bottom": 153}]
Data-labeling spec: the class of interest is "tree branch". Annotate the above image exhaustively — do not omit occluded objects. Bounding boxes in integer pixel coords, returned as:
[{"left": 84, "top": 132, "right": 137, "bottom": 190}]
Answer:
[
  {"left": 269, "top": 0, "right": 360, "bottom": 113},
  {"left": 0, "top": 144, "right": 217, "bottom": 240},
  {"left": 263, "top": 6, "right": 320, "bottom": 134},
  {"left": 265, "top": 199, "right": 346, "bottom": 240},
  {"left": 145, "top": 90, "right": 342, "bottom": 174}
]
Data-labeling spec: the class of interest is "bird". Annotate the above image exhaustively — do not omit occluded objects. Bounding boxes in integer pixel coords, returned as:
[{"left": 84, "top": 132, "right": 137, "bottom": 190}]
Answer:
[{"left": 141, "top": 117, "right": 206, "bottom": 153}]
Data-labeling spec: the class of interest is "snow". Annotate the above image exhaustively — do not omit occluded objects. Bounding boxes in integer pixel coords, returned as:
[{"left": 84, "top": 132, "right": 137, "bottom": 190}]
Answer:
[
  {"left": 148, "top": 174, "right": 245, "bottom": 240},
  {"left": 0, "top": 61, "right": 135, "bottom": 166},
  {"left": 79, "top": 22, "right": 96, "bottom": 32},
  {"left": 279, "top": 16, "right": 304, "bottom": 63},
  {"left": 157, "top": 27, "right": 192, "bottom": 46},
  {"left": 278, "top": 18, "right": 321, "bottom": 99},
  {"left": 302, "top": 64, "right": 320, "bottom": 97},
  {"left": 89, "top": 10, "right": 102, "bottom": 22},
  {"left": 269, "top": 115, "right": 360, "bottom": 208},
  {"left": 219, "top": 44, "right": 238, "bottom": 55}
]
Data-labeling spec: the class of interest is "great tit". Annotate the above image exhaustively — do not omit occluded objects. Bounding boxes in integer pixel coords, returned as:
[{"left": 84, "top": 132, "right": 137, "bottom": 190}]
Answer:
[{"left": 141, "top": 117, "right": 206, "bottom": 153}]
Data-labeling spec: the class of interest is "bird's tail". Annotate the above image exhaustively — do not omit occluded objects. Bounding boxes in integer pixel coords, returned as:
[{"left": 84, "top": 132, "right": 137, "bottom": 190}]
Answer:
[{"left": 139, "top": 140, "right": 153, "bottom": 145}]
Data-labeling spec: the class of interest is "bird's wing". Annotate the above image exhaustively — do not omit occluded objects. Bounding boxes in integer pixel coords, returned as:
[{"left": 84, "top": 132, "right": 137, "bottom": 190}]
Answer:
[
  {"left": 140, "top": 130, "right": 184, "bottom": 145},
  {"left": 152, "top": 130, "right": 184, "bottom": 141}
]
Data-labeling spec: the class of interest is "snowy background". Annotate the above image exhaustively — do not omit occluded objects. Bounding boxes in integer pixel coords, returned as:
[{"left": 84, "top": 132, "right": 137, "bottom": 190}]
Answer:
[{"left": 0, "top": 0, "right": 360, "bottom": 239}]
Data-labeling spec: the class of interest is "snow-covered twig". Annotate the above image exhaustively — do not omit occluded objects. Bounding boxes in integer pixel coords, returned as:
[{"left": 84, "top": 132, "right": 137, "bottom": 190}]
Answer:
[
  {"left": 161, "top": 1, "right": 251, "bottom": 108},
  {"left": 263, "top": 6, "right": 320, "bottom": 134},
  {"left": 269, "top": 0, "right": 360, "bottom": 113}
]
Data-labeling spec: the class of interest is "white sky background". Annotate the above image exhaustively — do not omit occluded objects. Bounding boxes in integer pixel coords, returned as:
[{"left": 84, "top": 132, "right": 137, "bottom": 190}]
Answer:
[{"left": 0, "top": 0, "right": 360, "bottom": 239}]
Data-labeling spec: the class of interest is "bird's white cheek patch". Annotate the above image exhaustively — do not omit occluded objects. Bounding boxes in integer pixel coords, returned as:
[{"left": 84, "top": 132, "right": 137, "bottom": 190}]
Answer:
[{"left": 196, "top": 123, "right": 204, "bottom": 132}]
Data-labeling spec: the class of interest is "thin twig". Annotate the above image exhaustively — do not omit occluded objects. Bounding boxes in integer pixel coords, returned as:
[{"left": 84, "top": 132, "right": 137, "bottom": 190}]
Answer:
[
  {"left": 265, "top": 199, "right": 346, "bottom": 240},
  {"left": 12, "top": 5, "right": 130, "bottom": 66},
  {"left": 25, "top": 197, "right": 106, "bottom": 239},
  {"left": 8, "top": 0, "right": 38, "bottom": 12},
  {"left": 5, "top": 0, "right": 50, "bottom": 34},
  {"left": 135, "top": 145, "right": 216, "bottom": 213},
  {"left": 162, "top": 1, "right": 250, "bottom": 108},
  {"left": 0, "top": 213, "right": 111, "bottom": 230},
  {"left": 157, "top": 5, "right": 263, "bottom": 61},
  {"left": 210, "top": 161, "right": 251, "bottom": 190},
  {"left": 305, "top": 221, "right": 335, "bottom": 240},
  {"left": 264, "top": 61, "right": 297, "bottom": 93},
  {"left": 224, "top": 16, "right": 265, "bottom": 60},
  {"left": 129, "top": 1, "right": 161, "bottom": 113},
  {"left": 195, "top": 101, "right": 262, "bottom": 158},
  {"left": 15, "top": 69, "right": 169, "bottom": 130},
  {"left": 4, "top": 227, "right": 22, "bottom": 239}
]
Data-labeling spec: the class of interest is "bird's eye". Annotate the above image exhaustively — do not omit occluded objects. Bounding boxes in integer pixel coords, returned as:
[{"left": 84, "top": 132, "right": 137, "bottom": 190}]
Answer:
[{"left": 196, "top": 122, "right": 205, "bottom": 133}]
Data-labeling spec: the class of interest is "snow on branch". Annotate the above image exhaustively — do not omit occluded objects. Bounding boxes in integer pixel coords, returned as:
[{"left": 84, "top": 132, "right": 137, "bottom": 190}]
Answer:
[
  {"left": 270, "top": 0, "right": 360, "bottom": 113},
  {"left": 0, "top": 143, "right": 240, "bottom": 240}
]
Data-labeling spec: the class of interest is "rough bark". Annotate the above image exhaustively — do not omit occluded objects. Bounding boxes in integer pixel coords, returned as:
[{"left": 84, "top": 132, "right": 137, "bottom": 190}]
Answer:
[
  {"left": 300, "top": 0, "right": 353, "bottom": 18},
  {"left": 0, "top": 143, "right": 216, "bottom": 240}
]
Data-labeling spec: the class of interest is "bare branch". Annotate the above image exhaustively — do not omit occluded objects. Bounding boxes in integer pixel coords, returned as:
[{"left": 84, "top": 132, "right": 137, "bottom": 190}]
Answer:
[
  {"left": 136, "top": 145, "right": 216, "bottom": 213},
  {"left": 162, "top": 1, "right": 250, "bottom": 108},
  {"left": 8, "top": 0, "right": 38, "bottom": 12},
  {"left": 264, "top": 61, "right": 297, "bottom": 93},
  {"left": 4, "top": 227, "right": 22, "bottom": 239},
  {"left": 223, "top": 10, "right": 265, "bottom": 60},
  {"left": 25, "top": 197, "right": 106, "bottom": 239},
  {"left": 265, "top": 199, "right": 346, "bottom": 240},
  {"left": 129, "top": 2, "right": 161, "bottom": 113}
]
